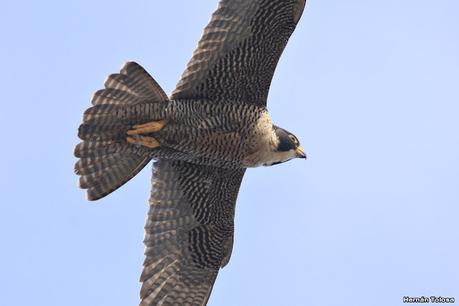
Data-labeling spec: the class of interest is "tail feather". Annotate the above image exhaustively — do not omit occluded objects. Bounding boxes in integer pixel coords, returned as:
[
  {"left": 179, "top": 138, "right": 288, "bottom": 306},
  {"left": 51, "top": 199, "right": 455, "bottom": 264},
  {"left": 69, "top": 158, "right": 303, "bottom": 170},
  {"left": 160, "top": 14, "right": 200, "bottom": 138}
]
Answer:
[
  {"left": 75, "top": 61, "right": 168, "bottom": 200},
  {"left": 74, "top": 140, "right": 129, "bottom": 158},
  {"left": 83, "top": 157, "right": 150, "bottom": 201},
  {"left": 83, "top": 102, "right": 160, "bottom": 125},
  {"left": 91, "top": 88, "right": 144, "bottom": 106},
  {"left": 119, "top": 61, "right": 169, "bottom": 101},
  {"left": 104, "top": 74, "right": 136, "bottom": 94},
  {"left": 104, "top": 73, "right": 159, "bottom": 98},
  {"left": 79, "top": 154, "right": 149, "bottom": 191},
  {"left": 75, "top": 153, "right": 124, "bottom": 175},
  {"left": 78, "top": 121, "right": 127, "bottom": 141}
]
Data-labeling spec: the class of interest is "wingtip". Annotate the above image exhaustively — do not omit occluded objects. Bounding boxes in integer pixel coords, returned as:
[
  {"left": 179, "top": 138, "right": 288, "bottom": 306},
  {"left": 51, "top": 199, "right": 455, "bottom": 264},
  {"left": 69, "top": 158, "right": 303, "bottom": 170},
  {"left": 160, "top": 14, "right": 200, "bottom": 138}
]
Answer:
[{"left": 86, "top": 191, "right": 101, "bottom": 201}]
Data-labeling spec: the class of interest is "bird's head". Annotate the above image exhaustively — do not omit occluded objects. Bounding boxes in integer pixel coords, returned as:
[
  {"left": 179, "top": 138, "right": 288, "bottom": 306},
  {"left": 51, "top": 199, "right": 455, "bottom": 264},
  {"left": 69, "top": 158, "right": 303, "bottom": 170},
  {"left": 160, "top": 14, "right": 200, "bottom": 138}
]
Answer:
[{"left": 264, "top": 126, "right": 306, "bottom": 166}]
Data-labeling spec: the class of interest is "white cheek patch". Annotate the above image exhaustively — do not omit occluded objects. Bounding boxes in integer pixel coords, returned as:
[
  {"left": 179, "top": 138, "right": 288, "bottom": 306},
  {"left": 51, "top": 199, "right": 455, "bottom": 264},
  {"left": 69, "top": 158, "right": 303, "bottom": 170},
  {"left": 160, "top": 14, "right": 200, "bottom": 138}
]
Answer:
[
  {"left": 277, "top": 149, "right": 297, "bottom": 162},
  {"left": 263, "top": 149, "right": 296, "bottom": 166}
]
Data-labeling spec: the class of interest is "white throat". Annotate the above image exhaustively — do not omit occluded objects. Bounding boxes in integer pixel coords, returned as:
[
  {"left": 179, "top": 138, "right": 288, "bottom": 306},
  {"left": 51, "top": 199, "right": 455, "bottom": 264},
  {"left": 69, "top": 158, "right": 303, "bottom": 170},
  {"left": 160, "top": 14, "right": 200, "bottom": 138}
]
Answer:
[{"left": 242, "top": 111, "right": 296, "bottom": 167}]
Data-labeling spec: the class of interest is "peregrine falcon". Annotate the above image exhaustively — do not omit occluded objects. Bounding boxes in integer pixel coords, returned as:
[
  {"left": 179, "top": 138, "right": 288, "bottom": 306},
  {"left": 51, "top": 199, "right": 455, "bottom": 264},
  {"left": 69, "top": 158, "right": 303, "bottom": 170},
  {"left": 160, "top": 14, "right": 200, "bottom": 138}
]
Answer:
[{"left": 74, "top": 0, "right": 307, "bottom": 305}]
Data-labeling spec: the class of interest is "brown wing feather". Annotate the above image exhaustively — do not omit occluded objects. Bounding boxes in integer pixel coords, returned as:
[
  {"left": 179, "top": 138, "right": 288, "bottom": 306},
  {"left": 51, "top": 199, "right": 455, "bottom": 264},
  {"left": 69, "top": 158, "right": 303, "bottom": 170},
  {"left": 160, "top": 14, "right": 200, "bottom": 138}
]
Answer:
[
  {"left": 140, "top": 160, "right": 245, "bottom": 306},
  {"left": 171, "top": 0, "right": 307, "bottom": 106}
]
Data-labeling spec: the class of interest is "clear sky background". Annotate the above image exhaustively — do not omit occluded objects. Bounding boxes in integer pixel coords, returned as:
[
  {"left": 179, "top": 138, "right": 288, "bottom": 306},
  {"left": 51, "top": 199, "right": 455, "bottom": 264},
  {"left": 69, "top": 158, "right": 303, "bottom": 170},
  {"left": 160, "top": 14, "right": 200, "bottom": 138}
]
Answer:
[{"left": 1, "top": 1, "right": 458, "bottom": 305}]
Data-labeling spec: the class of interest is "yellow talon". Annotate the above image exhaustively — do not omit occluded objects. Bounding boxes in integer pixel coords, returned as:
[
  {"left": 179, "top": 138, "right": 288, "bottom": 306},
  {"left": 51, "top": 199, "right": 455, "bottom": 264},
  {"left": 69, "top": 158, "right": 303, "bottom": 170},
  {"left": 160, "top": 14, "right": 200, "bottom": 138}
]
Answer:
[
  {"left": 126, "top": 136, "right": 160, "bottom": 149},
  {"left": 127, "top": 119, "right": 167, "bottom": 135}
]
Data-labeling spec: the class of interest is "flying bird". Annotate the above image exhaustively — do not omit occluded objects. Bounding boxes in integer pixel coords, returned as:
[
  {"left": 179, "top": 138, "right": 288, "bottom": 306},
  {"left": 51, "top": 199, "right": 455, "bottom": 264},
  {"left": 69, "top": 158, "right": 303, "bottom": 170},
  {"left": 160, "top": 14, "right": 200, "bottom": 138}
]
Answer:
[{"left": 74, "top": 0, "right": 307, "bottom": 305}]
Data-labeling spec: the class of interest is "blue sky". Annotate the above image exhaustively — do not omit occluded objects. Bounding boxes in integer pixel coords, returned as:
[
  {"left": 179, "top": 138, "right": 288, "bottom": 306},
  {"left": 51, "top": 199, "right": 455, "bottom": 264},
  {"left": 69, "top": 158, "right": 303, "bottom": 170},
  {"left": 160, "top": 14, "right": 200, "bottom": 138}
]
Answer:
[{"left": 1, "top": 1, "right": 458, "bottom": 305}]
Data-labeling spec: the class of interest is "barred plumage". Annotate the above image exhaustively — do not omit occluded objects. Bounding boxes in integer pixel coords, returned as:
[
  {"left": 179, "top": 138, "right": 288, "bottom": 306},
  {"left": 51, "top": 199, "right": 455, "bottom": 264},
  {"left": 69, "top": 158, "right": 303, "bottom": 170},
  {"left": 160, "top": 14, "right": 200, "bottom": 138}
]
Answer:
[
  {"left": 75, "top": 61, "right": 168, "bottom": 200},
  {"left": 140, "top": 160, "right": 245, "bottom": 305},
  {"left": 75, "top": 0, "right": 307, "bottom": 304}
]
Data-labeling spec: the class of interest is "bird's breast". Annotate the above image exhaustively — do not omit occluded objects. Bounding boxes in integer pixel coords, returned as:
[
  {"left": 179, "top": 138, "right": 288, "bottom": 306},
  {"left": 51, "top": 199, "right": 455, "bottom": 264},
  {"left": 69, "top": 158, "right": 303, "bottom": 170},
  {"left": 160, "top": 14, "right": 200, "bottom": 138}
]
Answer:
[
  {"left": 157, "top": 100, "right": 268, "bottom": 167},
  {"left": 241, "top": 111, "right": 280, "bottom": 167}
]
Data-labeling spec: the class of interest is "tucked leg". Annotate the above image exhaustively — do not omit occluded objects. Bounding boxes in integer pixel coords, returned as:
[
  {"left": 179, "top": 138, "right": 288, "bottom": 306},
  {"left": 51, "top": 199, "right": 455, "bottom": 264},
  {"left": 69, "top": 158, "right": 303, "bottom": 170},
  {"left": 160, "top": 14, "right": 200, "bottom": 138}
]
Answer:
[
  {"left": 126, "top": 119, "right": 166, "bottom": 149},
  {"left": 127, "top": 120, "right": 167, "bottom": 135},
  {"left": 126, "top": 136, "right": 160, "bottom": 149}
]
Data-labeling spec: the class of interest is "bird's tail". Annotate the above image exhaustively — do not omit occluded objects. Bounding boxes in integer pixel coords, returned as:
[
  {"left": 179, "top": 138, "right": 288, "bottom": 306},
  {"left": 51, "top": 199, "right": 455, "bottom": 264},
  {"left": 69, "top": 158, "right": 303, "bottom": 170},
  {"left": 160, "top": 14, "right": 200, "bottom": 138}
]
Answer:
[{"left": 74, "top": 62, "right": 169, "bottom": 200}]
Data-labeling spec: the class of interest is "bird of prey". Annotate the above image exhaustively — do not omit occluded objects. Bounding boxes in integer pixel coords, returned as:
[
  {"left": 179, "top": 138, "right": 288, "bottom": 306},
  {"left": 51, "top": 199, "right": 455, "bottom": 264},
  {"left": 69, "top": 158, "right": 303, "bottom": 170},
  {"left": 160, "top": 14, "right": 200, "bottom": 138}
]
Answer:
[{"left": 74, "top": 0, "right": 307, "bottom": 305}]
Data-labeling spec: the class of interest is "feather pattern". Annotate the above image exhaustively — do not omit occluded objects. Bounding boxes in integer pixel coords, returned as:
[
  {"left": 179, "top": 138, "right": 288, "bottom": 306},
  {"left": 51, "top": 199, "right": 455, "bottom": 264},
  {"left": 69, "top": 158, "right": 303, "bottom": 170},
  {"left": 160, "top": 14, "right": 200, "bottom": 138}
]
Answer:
[
  {"left": 140, "top": 160, "right": 245, "bottom": 306},
  {"left": 172, "top": 0, "right": 306, "bottom": 106},
  {"left": 75, "top": 61, "right": 168, "bottom": 200},
  {"left": 75, "top": 0, "right": 308, "bottom": 304}
]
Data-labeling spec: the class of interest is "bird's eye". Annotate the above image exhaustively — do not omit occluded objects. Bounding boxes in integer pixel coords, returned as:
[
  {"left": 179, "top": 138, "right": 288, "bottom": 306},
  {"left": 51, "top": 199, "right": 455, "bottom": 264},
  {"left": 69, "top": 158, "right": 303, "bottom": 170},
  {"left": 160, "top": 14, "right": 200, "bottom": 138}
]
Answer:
[{"left": 289, "top": 135, "right": 298, "bottom": 145}]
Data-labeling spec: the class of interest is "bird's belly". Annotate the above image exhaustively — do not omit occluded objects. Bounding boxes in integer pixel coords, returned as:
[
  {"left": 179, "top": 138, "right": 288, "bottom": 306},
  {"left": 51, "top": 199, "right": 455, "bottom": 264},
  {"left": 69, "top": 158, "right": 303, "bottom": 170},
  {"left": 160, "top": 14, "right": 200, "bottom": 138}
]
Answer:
[
  {"left": 156, "top": 129, "right": 247, "bottom": 168},
  {"left": 153, "top": 100, "right": 270, "bottom": 168}
]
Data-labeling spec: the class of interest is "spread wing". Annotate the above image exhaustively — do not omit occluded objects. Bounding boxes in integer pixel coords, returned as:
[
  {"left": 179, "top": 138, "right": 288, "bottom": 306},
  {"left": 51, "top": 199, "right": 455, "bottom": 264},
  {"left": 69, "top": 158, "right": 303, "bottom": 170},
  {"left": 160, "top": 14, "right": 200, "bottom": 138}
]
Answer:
[
  {"left": 140, "top": 160, "right": 246, "bottom": 306},
  {"left": 171, "top": 0, "right": 307, "bottom": 106}
]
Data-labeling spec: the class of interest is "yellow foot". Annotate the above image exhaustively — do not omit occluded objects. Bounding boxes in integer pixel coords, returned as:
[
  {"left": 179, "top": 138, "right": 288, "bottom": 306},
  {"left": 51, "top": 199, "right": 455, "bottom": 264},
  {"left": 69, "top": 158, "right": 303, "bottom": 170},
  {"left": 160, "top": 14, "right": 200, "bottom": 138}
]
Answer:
[
  {"left": 126, "top": 136, "right": 160, "bottom": 149},
  {"left": 127, "top": 119, "right": 167, "bottom": 135}
]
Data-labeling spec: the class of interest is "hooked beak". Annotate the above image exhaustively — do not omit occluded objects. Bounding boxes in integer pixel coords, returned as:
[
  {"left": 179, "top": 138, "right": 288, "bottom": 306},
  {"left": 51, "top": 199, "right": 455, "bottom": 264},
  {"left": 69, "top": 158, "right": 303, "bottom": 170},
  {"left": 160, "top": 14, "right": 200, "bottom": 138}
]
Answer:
[{"left": 295, "top": 146, "right": 307, "bottom": 159}]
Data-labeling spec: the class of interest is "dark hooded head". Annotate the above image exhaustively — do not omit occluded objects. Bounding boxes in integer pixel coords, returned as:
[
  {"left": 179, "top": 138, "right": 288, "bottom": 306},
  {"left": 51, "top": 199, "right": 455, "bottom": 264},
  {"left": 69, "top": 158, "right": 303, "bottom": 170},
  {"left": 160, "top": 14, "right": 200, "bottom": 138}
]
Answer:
[{"left": 261, "top": 126, "right": 306, "bottom": 166}]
